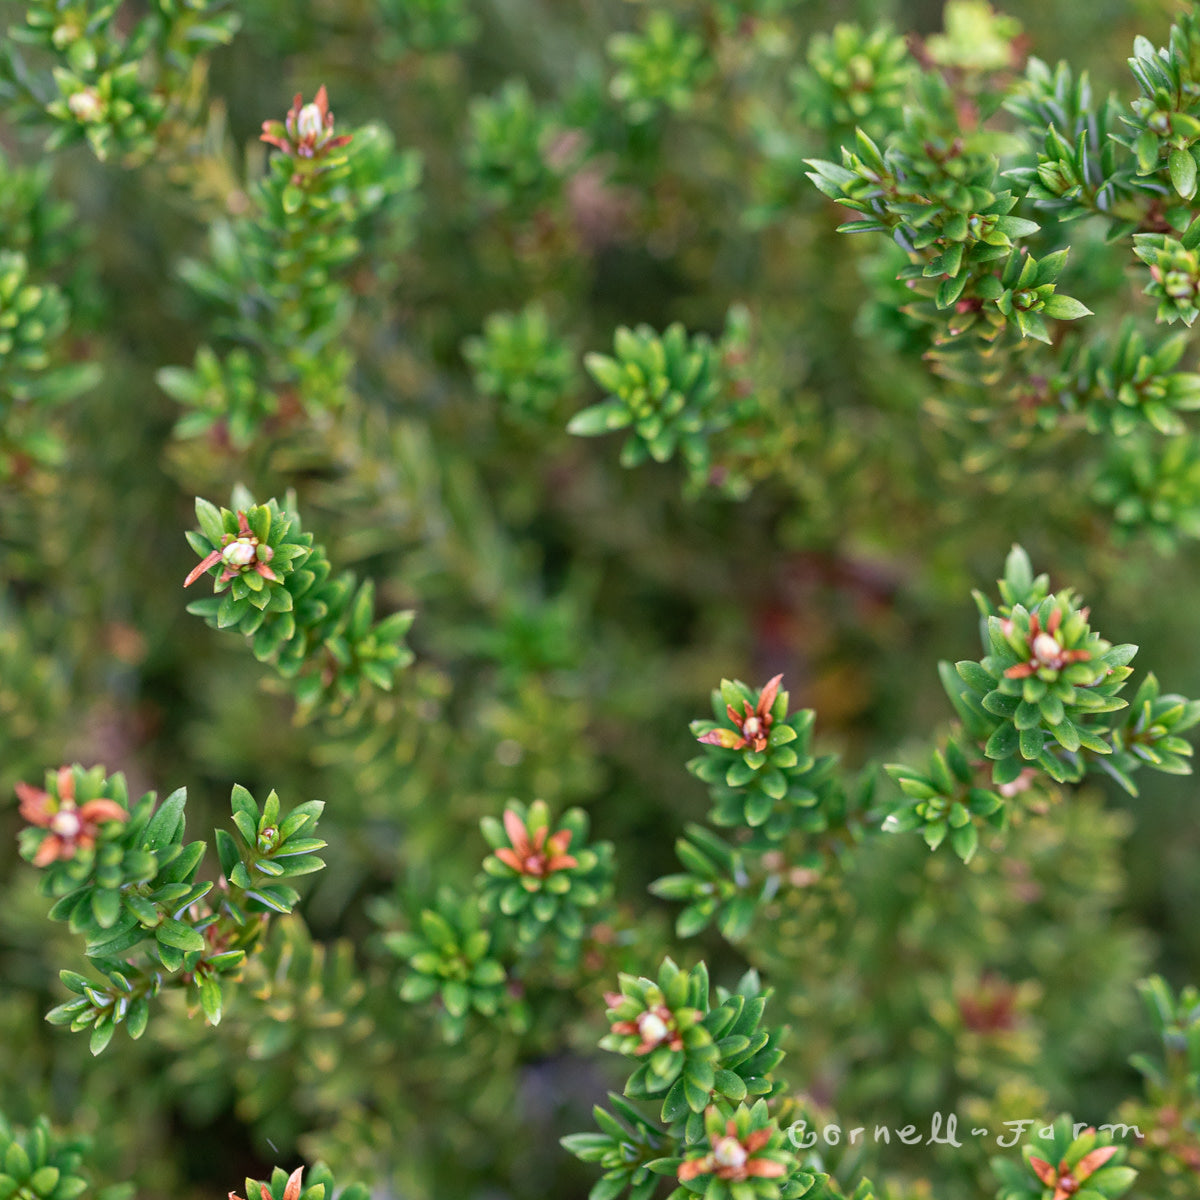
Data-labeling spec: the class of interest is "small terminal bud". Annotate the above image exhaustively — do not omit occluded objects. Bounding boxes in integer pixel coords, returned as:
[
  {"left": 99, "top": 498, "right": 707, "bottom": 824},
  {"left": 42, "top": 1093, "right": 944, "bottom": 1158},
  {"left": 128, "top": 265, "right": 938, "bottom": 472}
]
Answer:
[{"left": 68, "top": 89, "right": 103, "bottom": 123}]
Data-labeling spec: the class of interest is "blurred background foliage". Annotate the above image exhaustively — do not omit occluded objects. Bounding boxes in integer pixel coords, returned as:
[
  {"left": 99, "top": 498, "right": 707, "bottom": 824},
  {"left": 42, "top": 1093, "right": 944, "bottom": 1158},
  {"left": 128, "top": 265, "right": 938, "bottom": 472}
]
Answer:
[{"left": 1, "top": 0, "right": 1199, "bottom": 1198}]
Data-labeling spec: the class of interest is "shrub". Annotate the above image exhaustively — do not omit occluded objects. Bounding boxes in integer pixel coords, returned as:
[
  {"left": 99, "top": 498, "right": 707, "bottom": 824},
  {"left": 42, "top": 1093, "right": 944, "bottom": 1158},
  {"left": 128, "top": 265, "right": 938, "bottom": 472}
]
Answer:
[{"left": 2, "top": 2, "right": 1199, "bottom": 1199}]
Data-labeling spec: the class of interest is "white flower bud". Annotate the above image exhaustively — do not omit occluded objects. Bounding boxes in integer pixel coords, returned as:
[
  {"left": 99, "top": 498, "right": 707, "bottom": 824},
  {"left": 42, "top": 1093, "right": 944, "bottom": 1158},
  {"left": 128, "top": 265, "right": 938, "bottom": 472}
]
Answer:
[
  {"left": 68, "top": 89, "right": 103, "bottom": 123},
  {"left": 51, "top": 808, "right": 82, "bottom": 838},
  {"left": 296, "top": 103, "right": 325, "bottom": 141},
  {"left": 1032, "top": 632, "right": 1062, "bottom": 664},
  {"left": 637, "top": 1011, "right": 669, "bottom": 1044},
  {"left": 222, "top": 539, "right": 258, "bottom": 567},
  {"left": 713, "top": 1137, "right": 748, "bottom": 1169}
]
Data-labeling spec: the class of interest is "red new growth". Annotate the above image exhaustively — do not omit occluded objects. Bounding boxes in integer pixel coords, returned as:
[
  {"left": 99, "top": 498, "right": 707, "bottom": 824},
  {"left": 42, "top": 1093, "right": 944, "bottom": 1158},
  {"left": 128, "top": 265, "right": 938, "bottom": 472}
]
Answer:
[
  {"left": 1003, "top": 608, "right": 1090, "bottom": 679},
  {"left": 184, "top": 510, "right": 278, "bottom": 589},
  {"left": 16, "top": 767, "right": 127, "bottom": 867},
  {"left": 230, "top": 1166, "right": 304, "bottom": 1200},
  {"left": 260, "top": 86, "right": 353, "bottom": 160},
  {"left": 696, "top": 673, "right": 783, "bottom": 752},
  {"left": 1028, "top": 1141, "right": 1118, "bottom": 1199},
  {"left": 605, "top": 998, "right": 683, "bottom": 1054},
  {"left": 494, "top": 808, "right": 578, "bottom": 877},
  {"left": 677, "top": 1111, "right": 786, "bottom": 1183}
]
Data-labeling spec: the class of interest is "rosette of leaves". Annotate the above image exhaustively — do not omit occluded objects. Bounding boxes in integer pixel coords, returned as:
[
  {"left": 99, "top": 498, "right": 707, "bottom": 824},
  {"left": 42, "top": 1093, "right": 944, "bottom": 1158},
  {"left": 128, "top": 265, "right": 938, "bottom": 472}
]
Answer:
[
  {"left": 987, "top": 248, "right": 1092, "bottom": 345},
  {"left": 650, "top": 824, "right": 759, "bottom": 941},
  {"left": 570, "top": 322, "right": 725, "bottom": 478},
  {"left": 185, "top": 495, "right": 415, "bottom": 719},
  {"left": 217, "top": 784, "right": 327, "bottom": 919},
  {"left": 464, "top": 80, "right": 565, "bottom": 218},
  {"left": 607, "top": 11, "right": 711, "bottom": 125},
  {"left": 601, "top": 960, "right": 787, "bottom": 1141},
  {"left": 184, "top": 497, "right": 310, "bottom": 619},
  {"left": 30, "top": 774, "right": 325, "bottom": 1050},
  {"left": 1116, "top": 12, "right": 1200, "bottom": 203},
  {"left": 884, "top": 732, "right": 1005, "bottom": 863},
  {"left": 478, "top": 800, "right": 614, "bottom": 963},
  {"left": 1, "top": 0, "right": 238, "bottom": 162},
  {"left": 232, "top": 1163, "right": 368, "bottom": 1200},
  {"left": 384, "top": 887, "right": 514, "bottom": 1044},
  {"left": 0, "top": 249, "right": 99, "bottom": 468},
  {"left": 662, "top": 1100, "right": 816, "bottom": 1200},
  {"left": 792, "top": 22, "right": 911, "bottom": 144},
  {"left": 1092, "top": 434, "right": 1200, "bottom": 552},
  {"left": 379, "top": 0, "right": 478, "bottom": 56},
  {"left": 689, "top": 676, "right": 841, "bottom": 842},
  {"left": 16, "top": 767, "right": 204, "bottom": 959},
  {"left": 0, "top": 1113, "right": 131, "bottom": 1200},
  {"left": 806, "top": 127, "right": 1042, "bottom": 311},
  {"left": 990, "top": 1115, "right": 1136, "bottom": 1200},
  {"left": 952, "top": 550, "right": 1137, "bottom": 788},
  {"left": 1133, "top": 216, "right": 1200, "bottom": 327},
  {"left": 1051, "top": 323, "right": 1200, "bottom": 437},
  {"left": 1004, "top": 58, "right": 1142, "bottom": 235},
  {"left": 1105, "top": 672, "right": 1200, "bottom": 792},
  {"left": 601, "top": 959, "right": 717, "bottom": 1119},
  {"left": 463, "top": 303, "right": 578, "bottom": 420}
]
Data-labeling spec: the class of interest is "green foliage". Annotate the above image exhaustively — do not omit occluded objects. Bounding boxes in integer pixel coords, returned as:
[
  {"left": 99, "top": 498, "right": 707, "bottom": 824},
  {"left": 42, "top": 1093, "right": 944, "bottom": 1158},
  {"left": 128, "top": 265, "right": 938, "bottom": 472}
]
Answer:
[
  {"left": 1133, "top": 216, "right": 1200, "bottom": 327},
  {"left": 651, "top": 822, "right": 766, "bottom": 943},
  {"left": 184, "top": 495, "right": 415, "bottom": 720},
  {"left": 964, "top": 570, "right": 1135, "bottom": 779},
  {"left": 559, "top": 1092, "right": 670, "bottom": 1200},
  {"left": 664, "top": 1100, "right": 816, "bottom": 1200},
  {"left": 465, "top": 79, "right": 567, "bottom": 219},
  {"left": 572, "top": 320, "right": 734, "bottom": 487},
  {"left": 689, "top": 676, "right": 840, "bottom": 842},
  {"left": 6, "top": 1, "right": 1200, "bottom": 1197},
  {"left": 800, "top": 1, "right": 1200, "bottom": 555},
  {"left": 602, "top": 960, "right": 786, "bottom": 1125},
  {"left": 463, "top": 303, "right": 578, "bottom": 420},
  {"left": 1051, "top": 322, "right": 1200, "bottom": 437},
  {"left": 947, "top": 545, "right": 1192, "bottom": 794},
  {"left": 567, "top": 960, "right": 801, "bottom": 1199},
  {"left": 17, "top": 766, "right": 325, "bottom": 1050},
  {"left": 0, "top": 249, "right": 99, "bottom": 470},
  {"left": 385, "top": 886, "right": 517, "bottom": 1044},
  {"left": 792, "top": 23, "right": 911, "bottom": 144},
  {"left": 0, "top": 0, "right": 238, "bottom": 161},
  {"left": 1093, "top": 433, "right": 1200, "bottom": 551},
  {"left": 233, "top": 1163, "right": 368, "bottom": 1200},
  {"left": 1120, "top": 13, "right": 1200, "bottom": 203},
  {"left": 0, "top": 1112, "right": 131, "bottom": 1200},
  {"left": 378, "top": 0, "right": 477, "bottom": 57},
  {"left": 883, "top": 733, "right": 1003, "bottom": 863},
  {"left": 1117, "top": 976, "right": 1200, "bottom": 1197},
  {"left": 607, "top": 11, "right": 710, "bottom": 125},
  {"left": 807, "top": 135, "right": 1088, "bottom": 349},
  {"left": 159, "top": 100, "right": 420, "bottom": 446}
]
